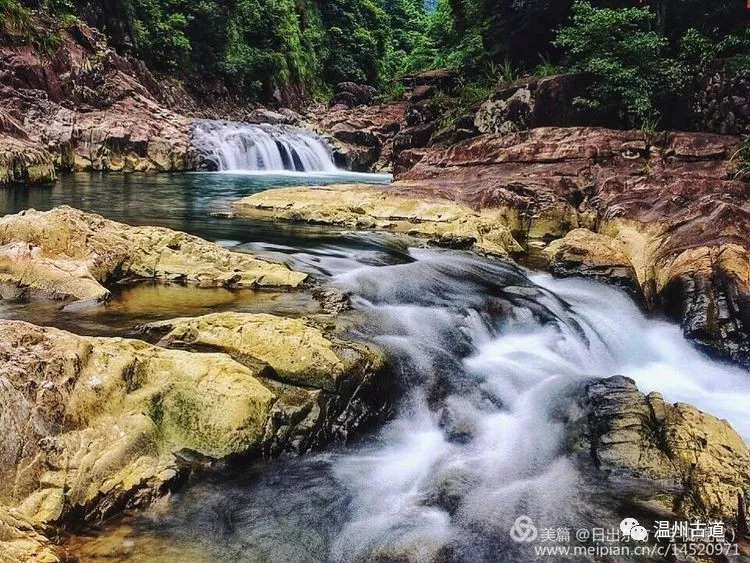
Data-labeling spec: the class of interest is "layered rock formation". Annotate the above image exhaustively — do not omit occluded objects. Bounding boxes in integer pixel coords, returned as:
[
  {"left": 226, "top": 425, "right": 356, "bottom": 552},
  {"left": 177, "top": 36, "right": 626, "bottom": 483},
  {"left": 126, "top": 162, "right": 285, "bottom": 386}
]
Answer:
[
  {"left": 0, "top": 206, "right": 306, "bottom": 303},
  {"left": 566, "top": 376, "right": 750, "bottom": 534},
  {"left": 0, "top": 110, "right": 56, "bottom": 185},
  {"left": 0, "top": 22, "right": 200, "bottom": 181},
  {"left": 234, "top": 183, "right": 521, "bottom": 256},
  {"left": 0, "top": 507, "right": 67, "bottom": 562},
  {"left": 309, "top": 101, "right": 407, "bottom": 172},
  {"left": 0, "top": 315, "right": 388, "bottom": 558},
  {"left": 235, "top": 126, "right": 750, "bottom": 365}
]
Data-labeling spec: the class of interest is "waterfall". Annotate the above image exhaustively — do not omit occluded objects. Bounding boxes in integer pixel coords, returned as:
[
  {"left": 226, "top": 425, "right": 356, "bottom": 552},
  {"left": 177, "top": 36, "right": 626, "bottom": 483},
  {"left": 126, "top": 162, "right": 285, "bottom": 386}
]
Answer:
[{"left": 191, "top": 119, "right": 337, "bottom": 173}]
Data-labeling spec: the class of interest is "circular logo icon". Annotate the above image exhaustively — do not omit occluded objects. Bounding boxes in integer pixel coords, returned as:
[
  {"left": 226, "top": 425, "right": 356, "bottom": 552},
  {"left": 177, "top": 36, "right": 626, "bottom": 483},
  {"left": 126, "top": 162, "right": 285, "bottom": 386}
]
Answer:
[
  {"left": 510, "top": 515, "right": 538, "bottom": 543},
  {"left": 620, "top": 517, "right": 639, "bottom": 536},
  {"left": 630, "top": 525, "right": 649, "bottom": 542}
]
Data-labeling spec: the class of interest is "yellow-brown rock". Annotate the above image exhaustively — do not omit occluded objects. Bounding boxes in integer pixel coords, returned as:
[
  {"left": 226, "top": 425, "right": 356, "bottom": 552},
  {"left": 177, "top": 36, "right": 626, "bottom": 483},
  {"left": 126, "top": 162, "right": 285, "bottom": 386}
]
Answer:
[
  {"left": 234, "top": 184, "right": 523, "bottom": 256},
  {"left": 143, "top": 312, "right": 386, "bottom": 392},
  {"left": 569, "top": 376, "right": 750, "bottom": 529},
  {"left": 0, "top": 506, "right": 68, "bottom": 563},
  {"left": 0, "top": 135, "right": 56, "bottom": 186},
  {"left": 141, "top": 312, "right": 392, "bottom": 455},
  {"left": 0, "top": 320, "right": 275, "bottom": 527},
  {"left": 0, "top": 206, "right": 306, "bottom": 303},
  {"left": 544, "top": 228, "right": 642, "bottom": 299},
  {"left": 0, "top": 313, "right": 391, "bottom": 544}
]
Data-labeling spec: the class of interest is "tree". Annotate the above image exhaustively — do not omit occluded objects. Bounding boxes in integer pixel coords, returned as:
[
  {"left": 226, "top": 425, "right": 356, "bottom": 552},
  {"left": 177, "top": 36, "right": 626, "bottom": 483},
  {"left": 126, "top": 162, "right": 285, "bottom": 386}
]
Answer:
[{"left": 556, "top": 1, "right": 686, "bottom": 126}]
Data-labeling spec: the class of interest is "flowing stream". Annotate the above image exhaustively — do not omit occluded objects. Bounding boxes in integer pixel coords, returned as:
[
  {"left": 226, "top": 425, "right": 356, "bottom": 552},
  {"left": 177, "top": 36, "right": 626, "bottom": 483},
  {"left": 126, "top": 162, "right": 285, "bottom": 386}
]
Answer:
[{"left": 2, "top": 172, "right": 749, "bottom": 562}]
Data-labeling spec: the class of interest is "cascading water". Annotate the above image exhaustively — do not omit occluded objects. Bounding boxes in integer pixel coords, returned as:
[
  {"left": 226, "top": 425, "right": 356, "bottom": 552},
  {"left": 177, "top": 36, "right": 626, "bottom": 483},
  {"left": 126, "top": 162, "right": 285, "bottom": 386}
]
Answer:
[
  {"left": 68, "top": 242, "right": 750, "bottom": 562},
  {"left": 191, "top": 119, "right": 338, "bottom": 173}
]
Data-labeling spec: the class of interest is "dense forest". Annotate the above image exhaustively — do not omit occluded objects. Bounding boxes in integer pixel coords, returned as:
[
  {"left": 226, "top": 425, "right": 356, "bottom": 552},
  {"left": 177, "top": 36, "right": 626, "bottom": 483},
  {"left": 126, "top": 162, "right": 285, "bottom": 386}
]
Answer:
[{"left": 1, "top": 0, "right": 749, "bottom": 125}]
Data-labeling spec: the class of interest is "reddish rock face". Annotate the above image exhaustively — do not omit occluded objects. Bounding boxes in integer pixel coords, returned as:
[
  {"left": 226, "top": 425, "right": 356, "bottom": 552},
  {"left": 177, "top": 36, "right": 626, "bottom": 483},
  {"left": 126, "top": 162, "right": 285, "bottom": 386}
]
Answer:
[
  {"left": 308, "top": 101, "right": 408, "bottom": 172},
  {"left": 385, "top": 126, "right": 750, "bottom": 365},
  {"left": 0, "top": 22, "right": 200, "bottom": 178}
]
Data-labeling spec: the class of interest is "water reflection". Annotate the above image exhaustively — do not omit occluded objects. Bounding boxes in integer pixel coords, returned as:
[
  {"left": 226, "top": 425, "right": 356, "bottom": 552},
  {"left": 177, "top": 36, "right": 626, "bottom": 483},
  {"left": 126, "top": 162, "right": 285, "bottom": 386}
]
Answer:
[
  {"left": 0, "top": 282, "right": 321, "bottom": 337},
  {"left": 0, "top": 172, "right": 398, "bottom": 333},
  {"left": 0, "top": 171, "right": 390, "bottom": 244}
]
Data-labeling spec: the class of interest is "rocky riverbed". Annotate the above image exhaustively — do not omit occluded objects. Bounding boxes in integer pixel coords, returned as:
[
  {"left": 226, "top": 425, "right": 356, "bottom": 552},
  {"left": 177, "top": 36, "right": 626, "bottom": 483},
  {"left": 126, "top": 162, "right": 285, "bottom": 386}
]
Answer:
[
  {"left": 1, "top": 17, "right": 750, "bottom": 562},
  {"left": 235, "top": 126, "right": 750, "bottom": 369}
]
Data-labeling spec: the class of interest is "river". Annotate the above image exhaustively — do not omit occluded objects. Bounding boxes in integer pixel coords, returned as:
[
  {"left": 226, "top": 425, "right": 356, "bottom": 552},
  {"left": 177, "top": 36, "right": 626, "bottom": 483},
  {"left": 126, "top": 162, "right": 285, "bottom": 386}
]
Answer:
[{"left": 2, "top": 172, "right": 749, "bottom": 562}]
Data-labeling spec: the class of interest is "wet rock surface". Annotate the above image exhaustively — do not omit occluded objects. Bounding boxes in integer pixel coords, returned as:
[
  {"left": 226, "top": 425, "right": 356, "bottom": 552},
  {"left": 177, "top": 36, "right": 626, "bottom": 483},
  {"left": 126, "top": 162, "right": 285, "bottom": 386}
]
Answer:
[
  {"left": 233, "top": 183, "right": 522, "bottom": 257},
  {"left": 566, "top": 376, "right": 750, "bottom": 534},
  {"left": 0, "top": 206, "right": 306, "bottom": 303},
  {"left": 0, "top": 314, "right": 390, "bottom": 558},
  {"left": 236, "top": 125, "right": 750, "bottom": 365},
  {"left": 544, "top": 228, "right": 644, "bottom": 302}
]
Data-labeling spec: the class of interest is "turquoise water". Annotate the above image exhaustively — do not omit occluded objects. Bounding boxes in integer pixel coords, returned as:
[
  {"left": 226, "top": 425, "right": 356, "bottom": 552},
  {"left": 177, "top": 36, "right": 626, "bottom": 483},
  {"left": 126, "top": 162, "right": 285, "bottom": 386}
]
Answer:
[{"left": 0, "top": 171, "right": 391, "bottom": 242}]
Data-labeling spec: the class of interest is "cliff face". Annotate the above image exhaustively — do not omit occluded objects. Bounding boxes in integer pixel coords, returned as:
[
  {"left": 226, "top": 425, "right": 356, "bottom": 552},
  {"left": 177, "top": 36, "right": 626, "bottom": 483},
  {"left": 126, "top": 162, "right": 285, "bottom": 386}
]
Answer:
[{"left": 0, "top": 21, "right": 203, "bottom": 182}]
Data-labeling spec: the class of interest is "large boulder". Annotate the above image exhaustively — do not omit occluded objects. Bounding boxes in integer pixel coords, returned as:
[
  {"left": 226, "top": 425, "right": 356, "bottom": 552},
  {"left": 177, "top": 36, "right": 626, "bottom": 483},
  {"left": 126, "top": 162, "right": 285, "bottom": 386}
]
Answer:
[
  {"left": 566, "top": 376, "right": 750, "bottom": 533},
  {"left": 142, "top": 312, "right": 381, "bottom": 392},
  {"left": 0, "top": 314, "right": 389, "bottom": 548},
  {"left": 0, "top": 320, "right": 274, "bottom": 526},
  {"left": 141, "top": 312, "right": 392, "bottom": 452},
  {"left": 694, "top": 61, "right": 750, "bottom": 135},
  {"left": 307, "top": 101, "right": 407, "bottom": 172},
  {"left": 0, "top": 206, "right": 306, "bottom": 303},
  {"left": 544, "top": 228, "right": 643, "bottom": 301},
  {"left": 45, "top": 98, "right": 199, "bottom": 173},
  {"left": 331, "top": 83, "right": 377, "bottom": 108},
  {"left": 474, "top": 74, "right": 598, "bottom": 134}
]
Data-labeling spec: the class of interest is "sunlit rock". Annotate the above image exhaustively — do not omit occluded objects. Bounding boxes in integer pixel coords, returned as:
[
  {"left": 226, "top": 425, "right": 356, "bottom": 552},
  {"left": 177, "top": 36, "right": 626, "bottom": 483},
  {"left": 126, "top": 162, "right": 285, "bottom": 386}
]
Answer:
[{"left": 0, "top": 206, "right": 307, "bottom": 303}]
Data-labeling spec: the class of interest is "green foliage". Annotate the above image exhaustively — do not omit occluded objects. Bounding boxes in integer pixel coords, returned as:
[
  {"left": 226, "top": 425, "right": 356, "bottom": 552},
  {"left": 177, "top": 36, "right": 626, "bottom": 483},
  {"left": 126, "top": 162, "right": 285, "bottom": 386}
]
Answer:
[
  {"left": 534, "top": 54, "right": 560, "bottom": 78},
  {"left": 9, "top": 0, "right": 749, "bottom": 110},
  {"left": 377, "top": 79, "right": 406, "bottom": 102},
  {"left": 0, "top": 0, "right": 35, "bottom": 39},
  {"left": 101, "top": 0, "right": 428, "bottom": 100},
  {"left": 321, "top": 0, "right": 389, "bottom": 85},
  {"left": 131, "top": 2, "right": 191, "bottom": 72},
  {"left": 731, "top": 135, "right": 750, "bottom": 181},
  {"left": 1, "top": 0, "right": 63, "bottom": 54},
  {"left": 556, "top": 1, "right": 687, "bottom": 127},
  {"left": 489, "top": 58, "right": 519, "bottom": 85}
]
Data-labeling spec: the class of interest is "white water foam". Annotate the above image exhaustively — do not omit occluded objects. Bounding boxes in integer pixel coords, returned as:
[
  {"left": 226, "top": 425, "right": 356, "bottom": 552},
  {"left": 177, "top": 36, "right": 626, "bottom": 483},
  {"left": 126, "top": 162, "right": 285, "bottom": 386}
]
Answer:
[
  {"left": 192, "top": 120, "right": 338, "bottom": 172},
  {"left": 324, "top": 251, "right": 750, "bottom": 561}
]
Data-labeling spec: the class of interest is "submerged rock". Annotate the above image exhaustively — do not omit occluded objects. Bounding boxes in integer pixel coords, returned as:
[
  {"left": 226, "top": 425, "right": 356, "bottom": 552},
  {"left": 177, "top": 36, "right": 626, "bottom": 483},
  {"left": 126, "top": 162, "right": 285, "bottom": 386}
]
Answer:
[
  {"left": 566, "top": 376, "right": 750, "bottom": 532},
  {"left": 0, "top": 206, "right": 306, "bottom": 303}
]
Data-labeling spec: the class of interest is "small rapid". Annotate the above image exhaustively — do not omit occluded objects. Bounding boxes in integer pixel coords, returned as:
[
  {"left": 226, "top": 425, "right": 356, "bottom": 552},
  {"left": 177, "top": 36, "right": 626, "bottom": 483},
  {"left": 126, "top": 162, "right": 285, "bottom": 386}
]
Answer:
[
  {"left": 191, "top": 119, "right": 337, "bottom": 172},
  {"left": 67, "top": 244, "right": 750, "bottom": 563}
]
